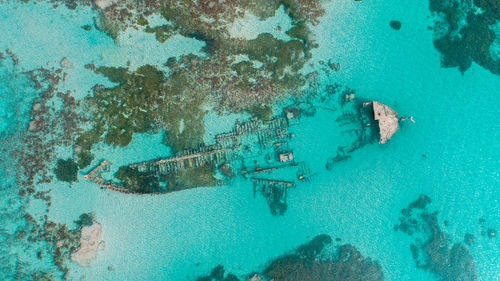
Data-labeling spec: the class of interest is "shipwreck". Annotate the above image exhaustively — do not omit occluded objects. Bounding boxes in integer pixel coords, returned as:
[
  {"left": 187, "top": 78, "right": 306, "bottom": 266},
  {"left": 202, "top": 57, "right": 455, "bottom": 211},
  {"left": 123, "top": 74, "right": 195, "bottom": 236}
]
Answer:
[{"left": 364, "top": 101, "right": 412, "bottom": 144}]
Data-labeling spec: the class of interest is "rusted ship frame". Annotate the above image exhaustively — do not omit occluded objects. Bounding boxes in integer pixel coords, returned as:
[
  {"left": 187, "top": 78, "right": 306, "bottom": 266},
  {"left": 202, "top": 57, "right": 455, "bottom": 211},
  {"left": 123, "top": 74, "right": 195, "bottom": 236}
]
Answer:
[
  {"left": 128, "top": 117, "right": 289, "bottom": 176},
  {"left": 84, "top": 161, "right": 161, "bottom": 195},
  {"left": 251, "top": 178, "right": 294, "bottom": 206},
  {"left": 251, "top": 178, "right": 295, "bottom": 188},
  {"left": 241, "top": 161, "right": 298, "bottom": 176},
  {"left": 129, "top": 145, "right": 235, "bottom": 176},
  {"left": 84, "top": 115, "right": 292, "bottom": 194},
  {"left": 83, "top": 160, "right": 111, "bottom": 181}
]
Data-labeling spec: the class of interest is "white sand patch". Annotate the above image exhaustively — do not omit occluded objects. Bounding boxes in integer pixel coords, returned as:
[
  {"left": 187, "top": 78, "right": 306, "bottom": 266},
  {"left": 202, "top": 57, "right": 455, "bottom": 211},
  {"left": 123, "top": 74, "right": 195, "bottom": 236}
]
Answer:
[
  {"left": 227, "top": 6, "right": 292, "bottom": 40},
  {"left": 71, "top": 222, "right": 105, "bottom": 267},
  {"left": 94, "top": 0, "right": 116, "bottom": 10}
]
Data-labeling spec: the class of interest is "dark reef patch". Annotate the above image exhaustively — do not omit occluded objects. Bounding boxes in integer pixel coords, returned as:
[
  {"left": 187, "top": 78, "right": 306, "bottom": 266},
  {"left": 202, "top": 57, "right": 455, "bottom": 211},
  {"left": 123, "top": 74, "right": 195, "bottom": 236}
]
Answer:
[
  {"left": 144, "top": 24, "right": 177, "bottom": 43},
  {"left": 429, "top": 0, "right": 500, "bottom": 75},
  {"left": 96, "top": 66, "right": 130, "bottom": 84},
  {"left": 263, "top": 241, "right": 384, "bottom": 281},
  {"left": 74, "top": 212, "right": 94, "bottom": 229},
  {"left": 76, "top": 150, "right": 94, "bottom": 169},
  {"left": 81, "top": 24, "right": 92, "bottom": 31},
  {"left": 464, "top": 233, "right": 474, "bottom": 245},
  {"left": 389, "top": 20, "right": 401, "bottom": 30},
  {"left": 395, "top": 195, "right": 478, "bottom": 281},
  {"left": 54, "top": 158, "right": 79, "bottom": 183},
  {"left": 194, "top": 234, "right": 384, "bottom": 281},
  {"left": 195, "top": 265, "right": 240, "bottom": 281},
  {"left": 81, "top": 64, "right": 209, "bottom": 154}
]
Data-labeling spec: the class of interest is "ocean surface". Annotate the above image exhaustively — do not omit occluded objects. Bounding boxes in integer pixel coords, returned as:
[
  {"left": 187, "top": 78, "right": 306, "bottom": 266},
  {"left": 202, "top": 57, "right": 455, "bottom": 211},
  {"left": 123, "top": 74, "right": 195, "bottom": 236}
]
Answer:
[{"left": 0, "top": 0, "right": 499, "bottom": 280}]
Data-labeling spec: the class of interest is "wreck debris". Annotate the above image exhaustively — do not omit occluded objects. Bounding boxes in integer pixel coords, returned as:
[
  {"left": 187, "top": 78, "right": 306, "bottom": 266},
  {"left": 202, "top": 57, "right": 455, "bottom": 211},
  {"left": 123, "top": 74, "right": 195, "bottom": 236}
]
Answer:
[
  {"left": 219, "top": 163, "right": 235, "bottom": 179},
  {"left": 279, "top": 152, "right": 294, "bottom": 163},
  {"left": 252, "top": 178, "right": 294, "bottom": 216},
  {"left": 241, "top": 162, "right": 298, "bottom": 176},
  {"left": 297, "top": 163, "right": 314, "bottom": 182},
  {"left": 84, "top": 160, "right": 111, "bottom": 182},
  {"left": 284, "top": 107, "right": 300, "bottom": 120},
  {"left": 325, "top": 151, "right": 351, "bottom": 171},
  {"left": 130, "top": 146, "right": 235, "bottom": 176}
]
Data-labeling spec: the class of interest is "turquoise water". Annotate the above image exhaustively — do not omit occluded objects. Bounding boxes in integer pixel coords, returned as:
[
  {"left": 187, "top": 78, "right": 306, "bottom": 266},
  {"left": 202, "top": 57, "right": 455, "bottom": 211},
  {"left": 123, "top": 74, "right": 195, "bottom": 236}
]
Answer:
[{"left": 1, "top": 0, "right": 499, "bottom": 280}]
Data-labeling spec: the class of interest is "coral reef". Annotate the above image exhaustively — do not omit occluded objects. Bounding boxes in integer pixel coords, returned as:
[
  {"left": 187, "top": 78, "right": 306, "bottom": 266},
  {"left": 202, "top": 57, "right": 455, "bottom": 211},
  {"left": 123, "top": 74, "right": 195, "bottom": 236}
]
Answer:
[
  {"left": 0, "top": 52, "right": 86, "bottom": 201},
  {"left": 395, "top": 195, "right": 478, "bottom": 281},
  {"left": 17, "top": 65, "right": 86, "bottom": 188},
  {"left": 53, "top": 158, "right": 78, "bottom": 183},
  {"left": 144, "top": 25, "right": 177, "bottom": 43},
  {"left": 263, "top": 235, "right": 384, "bottom": 281},
  {"left": 79, "top": 0, "right": 323, "bottom": 113},
  {"left": 69, "top": 2, "right": 330, "bottom": 178},
  {"left": 74, "top": 213, "right": 94, "bottom": 228},
  {"left": 17, "top": 213, "right": 98, "bottom": 280},
  {"left": 429, "top": 0, "right": 500, "bottom": 75},
  {"left": 81, "top": 64, "right": 209, "bottom": 154},
  {"left": 193, "top": 234, "right": 384, "bottom": 281},
  {"left": 0, "top": 53, "right": 101, "bottom": 278}
]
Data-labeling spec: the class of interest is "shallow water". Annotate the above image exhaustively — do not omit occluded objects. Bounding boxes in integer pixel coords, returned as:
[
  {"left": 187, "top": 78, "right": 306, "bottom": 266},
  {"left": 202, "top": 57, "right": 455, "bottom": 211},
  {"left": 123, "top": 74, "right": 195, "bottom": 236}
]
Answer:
[{"left": 0, "top": 0, "right": 499, "bottom": 280}]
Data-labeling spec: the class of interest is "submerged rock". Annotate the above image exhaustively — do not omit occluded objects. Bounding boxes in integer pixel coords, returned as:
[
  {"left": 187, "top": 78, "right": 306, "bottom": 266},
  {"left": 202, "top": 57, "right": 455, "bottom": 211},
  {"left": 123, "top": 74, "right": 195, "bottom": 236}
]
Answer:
[
  {"left": 195, "top": 264, "right": 240, "bottom": 281},
  {"left": 54, "top": 158, "right": 79, "bottom": 183},
  {"left": 193, "top": 235, "right": 384, "bottom": 281},
  {"left": 395, "top": 195, "right": 478, "bottom": 281},
  {"left": 263, "top": 234, "right": 384, "bottom": 281},
  {"left": 390, "top": 20, "right": 402, "bottom": 30},
  {"left": 429, "top": 0, "right": 500, "bottom": 75},
  {"left": 247, "top": 274, "right": 261, "bottom": 281},
  {"left": 264, "top": 243, "right": 384, "bottom": 281},
  {"left": 71, "top": 222, "right": 105, "bottom": 267}
]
